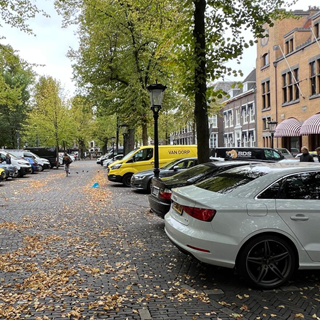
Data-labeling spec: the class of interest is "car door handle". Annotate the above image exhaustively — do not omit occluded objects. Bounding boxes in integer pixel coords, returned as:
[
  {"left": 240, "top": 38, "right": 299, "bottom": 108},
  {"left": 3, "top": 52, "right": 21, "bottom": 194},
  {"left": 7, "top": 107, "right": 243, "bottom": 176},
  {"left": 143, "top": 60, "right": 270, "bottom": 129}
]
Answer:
[{"left": 290, "top": 214, "right": 309, "bottom": 221}]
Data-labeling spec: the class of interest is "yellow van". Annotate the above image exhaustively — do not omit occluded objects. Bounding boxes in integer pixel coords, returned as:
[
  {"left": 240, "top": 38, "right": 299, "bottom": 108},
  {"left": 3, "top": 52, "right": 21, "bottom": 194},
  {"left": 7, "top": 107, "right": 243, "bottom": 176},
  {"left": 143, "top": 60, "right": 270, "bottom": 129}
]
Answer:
[{"left": 108, "top": 145, "right": 197, "bottom": 186}]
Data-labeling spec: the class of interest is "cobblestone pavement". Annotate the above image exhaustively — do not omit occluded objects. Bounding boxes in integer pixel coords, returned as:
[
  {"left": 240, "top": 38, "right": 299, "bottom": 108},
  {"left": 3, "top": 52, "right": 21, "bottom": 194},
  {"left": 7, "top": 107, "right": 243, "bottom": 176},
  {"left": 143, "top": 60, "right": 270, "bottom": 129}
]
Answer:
[{"left": 0, "top": 161, "right": 320, "bottom": 320}]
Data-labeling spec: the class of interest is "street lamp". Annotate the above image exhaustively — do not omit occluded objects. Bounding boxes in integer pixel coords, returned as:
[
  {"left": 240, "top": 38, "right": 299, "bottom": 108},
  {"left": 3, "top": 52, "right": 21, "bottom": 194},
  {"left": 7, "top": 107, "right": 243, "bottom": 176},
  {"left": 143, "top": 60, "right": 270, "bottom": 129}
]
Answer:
[
  {"left": 120, "top": 124, "right": 129, "bottom": 155},
  {"left": 268, "top": 120, "right": 278, "bottom": 149},
  {"left": 110, "top": 136, "right": 116, "bottom": 159},
  {"left": 147, "top": 83, "right": 167, "bottom": 178}
]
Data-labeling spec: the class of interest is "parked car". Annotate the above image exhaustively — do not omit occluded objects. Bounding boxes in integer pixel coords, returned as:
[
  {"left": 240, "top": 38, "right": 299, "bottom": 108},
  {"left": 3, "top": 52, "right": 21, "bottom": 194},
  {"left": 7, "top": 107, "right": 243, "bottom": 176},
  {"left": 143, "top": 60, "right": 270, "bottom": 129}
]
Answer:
[
  {"left": 131, "top": 157, "right": 198, "bottom": 192},
  {"left": 149, "top": 161, "right": 256, "bottom": 218},
  {"left": 275, "top": 148, "right": 295, "bottom": 159},
  {"left": 25, "top": 147, "right": 58, "bottom": 168},
  {"left": 6, "top": 150, "right": 44, "bottom": 172},
  {"left": 210, "top": 147, "right": 284, "bottom": 162},
  {"left": 0, "top": 167, "right": 6, "bottom": 183},
  {"left": 165, "top": 162, "right": 320, "bottom": 289},
  {"left": 23, "top": 151, "right": 50, "bottom": 170},
  {"left": 0, "top": 163, "right": 18, "bottom": 179},
  {"left": 108, "top": 145, "right": 198, "bottom": 187},
  {"left": 290, "top": 148, "right": 300, "bottom": 157},
  {"left": 103, "top": 154, "right": 124, "bottom": 170},
  {"left": 0, "top": 151, "right": 31, "bottom": 177}
]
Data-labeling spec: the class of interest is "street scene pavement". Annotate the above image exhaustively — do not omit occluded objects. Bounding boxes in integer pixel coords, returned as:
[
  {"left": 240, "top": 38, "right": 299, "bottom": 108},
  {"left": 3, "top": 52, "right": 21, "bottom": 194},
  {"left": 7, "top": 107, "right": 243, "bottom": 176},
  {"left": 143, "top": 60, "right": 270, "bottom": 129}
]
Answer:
[{"left": 0, "top": 161, "right": 320, "bottom": 320}]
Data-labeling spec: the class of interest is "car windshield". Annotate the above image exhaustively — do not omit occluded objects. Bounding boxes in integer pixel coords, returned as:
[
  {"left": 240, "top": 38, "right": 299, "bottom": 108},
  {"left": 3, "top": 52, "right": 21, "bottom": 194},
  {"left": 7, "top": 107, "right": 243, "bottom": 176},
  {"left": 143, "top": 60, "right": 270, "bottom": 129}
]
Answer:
[
  {"left": 121, "top": 149, "right": 138, "bottom": 161},
  {"left": 8, "top": 152, "right": 19, "bottom": 160},
  {"left": 196, "top": 166, "right": 268, "bottom": 194}
]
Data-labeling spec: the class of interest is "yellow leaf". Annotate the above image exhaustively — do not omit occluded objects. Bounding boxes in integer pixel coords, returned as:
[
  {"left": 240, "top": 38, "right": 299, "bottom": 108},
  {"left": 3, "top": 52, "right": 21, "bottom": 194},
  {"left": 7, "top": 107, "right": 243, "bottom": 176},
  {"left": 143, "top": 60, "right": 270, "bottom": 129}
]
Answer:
[{"left": 295, "top": 313, "right": 304, "bottom": 318}]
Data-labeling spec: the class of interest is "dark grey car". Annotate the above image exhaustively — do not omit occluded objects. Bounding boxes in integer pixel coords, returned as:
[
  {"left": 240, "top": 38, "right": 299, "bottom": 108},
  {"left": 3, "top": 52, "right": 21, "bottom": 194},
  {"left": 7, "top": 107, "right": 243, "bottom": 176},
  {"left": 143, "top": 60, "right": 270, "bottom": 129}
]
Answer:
[{"left": 130, "top": 157, "right": 198, "bottom": 192}]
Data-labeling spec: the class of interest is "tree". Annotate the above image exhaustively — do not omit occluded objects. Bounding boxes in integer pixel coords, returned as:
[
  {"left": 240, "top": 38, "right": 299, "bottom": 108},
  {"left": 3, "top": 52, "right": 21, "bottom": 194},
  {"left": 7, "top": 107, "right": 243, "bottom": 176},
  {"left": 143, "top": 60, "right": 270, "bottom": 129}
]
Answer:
[
  {"left": 172, "top": 0, "right": 294, "bottom": 163},
  {"left": 25, "top": 76, "right": 70, "bottom": 162},
  {"left": 55, "top": 0, "right": 180, "bottom": 145},
  {"left": 0, "top": 0, "right": 48, "bottom": 34},
  {"left": 0, "top": 44, "right": 34, "bottom": 148}
]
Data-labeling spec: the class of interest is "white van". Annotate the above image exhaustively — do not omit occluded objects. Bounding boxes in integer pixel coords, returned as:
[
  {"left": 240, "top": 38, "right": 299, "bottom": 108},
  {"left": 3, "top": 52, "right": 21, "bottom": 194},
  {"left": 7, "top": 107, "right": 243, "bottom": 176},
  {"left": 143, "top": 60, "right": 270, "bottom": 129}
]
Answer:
[{"left": 0, "top": 151, "right": 31, "bottom": 177}]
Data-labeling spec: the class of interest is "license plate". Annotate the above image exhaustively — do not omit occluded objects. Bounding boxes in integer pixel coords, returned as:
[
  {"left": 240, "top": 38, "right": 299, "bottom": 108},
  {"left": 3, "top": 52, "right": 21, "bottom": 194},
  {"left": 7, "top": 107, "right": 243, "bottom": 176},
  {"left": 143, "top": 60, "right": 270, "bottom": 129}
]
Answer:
[
  {"left": 152, "top": 186, "right": 159, "bottom": 197},
  {"left": 173, "top": 202, "right": 183, "bottom": 215}
]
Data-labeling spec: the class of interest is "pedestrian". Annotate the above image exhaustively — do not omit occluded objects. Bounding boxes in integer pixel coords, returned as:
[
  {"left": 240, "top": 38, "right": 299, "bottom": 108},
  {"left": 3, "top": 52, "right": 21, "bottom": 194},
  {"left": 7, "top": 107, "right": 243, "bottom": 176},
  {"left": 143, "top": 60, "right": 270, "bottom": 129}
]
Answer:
[
  {"left": 5, "top": 153, "right": 11, "bottom": 164},
  {"left": 300, "top": 146, "right": 314, "bottom": 162},
  {"left": 315, "top": 147, "right": 320, "bottom": 162},
  {"left": 62, "top": 152, "right": 72, "bottom": 176}
]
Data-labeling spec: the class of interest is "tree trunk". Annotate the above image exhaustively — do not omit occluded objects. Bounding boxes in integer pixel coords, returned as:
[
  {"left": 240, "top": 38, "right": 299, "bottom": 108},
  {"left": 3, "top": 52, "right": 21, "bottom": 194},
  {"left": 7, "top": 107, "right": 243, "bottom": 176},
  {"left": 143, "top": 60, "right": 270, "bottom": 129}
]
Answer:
[
  {"left": 142, "top": 122, "right": 148, "bottom": 145},
  {"left": 194, "top": 0, "right": 209, "bottom": 164},
  {"left": 128, "top": 128, "right": 135, "bottom": 153}
]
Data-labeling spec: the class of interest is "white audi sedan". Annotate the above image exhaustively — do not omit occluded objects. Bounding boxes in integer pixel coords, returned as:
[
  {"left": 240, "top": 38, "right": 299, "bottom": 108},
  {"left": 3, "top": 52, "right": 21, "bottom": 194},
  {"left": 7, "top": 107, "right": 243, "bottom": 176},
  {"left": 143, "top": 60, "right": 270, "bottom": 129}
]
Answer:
[{"left": 165, "top": 162, "right": 320, "bottom": 289}]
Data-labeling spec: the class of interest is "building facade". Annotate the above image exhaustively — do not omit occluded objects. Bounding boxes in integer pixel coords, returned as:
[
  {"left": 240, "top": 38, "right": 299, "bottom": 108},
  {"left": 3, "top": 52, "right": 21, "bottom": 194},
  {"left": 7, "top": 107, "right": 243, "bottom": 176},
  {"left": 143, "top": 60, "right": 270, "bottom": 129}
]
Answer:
[
  {"left": 222, "top": 70, "right": 257, "bottom": 147},
  {"left": 256, "top": 8, "right": 320, "bottom": 151}
]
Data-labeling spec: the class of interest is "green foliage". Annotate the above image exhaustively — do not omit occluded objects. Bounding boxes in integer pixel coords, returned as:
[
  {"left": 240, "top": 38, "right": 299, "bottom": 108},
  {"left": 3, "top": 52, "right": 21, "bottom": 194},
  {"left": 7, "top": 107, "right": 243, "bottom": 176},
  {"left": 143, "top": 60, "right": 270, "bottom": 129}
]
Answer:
[
  {"left": 0, "top": 44, "right": 34, "bottom": 148},
  {"left": 25, "top": 76, "right": 70, "bottom": 149},
  {"left": 0, "top": 0, "right": 49, "bottom": 34}
]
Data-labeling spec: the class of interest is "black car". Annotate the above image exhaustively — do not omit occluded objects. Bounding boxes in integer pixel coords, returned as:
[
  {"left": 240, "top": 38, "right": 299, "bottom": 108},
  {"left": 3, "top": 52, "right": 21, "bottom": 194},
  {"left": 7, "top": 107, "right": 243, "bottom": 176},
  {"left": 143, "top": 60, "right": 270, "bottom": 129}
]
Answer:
[
  {"left": 131, "top": 157, "right": 198, "bottom": 192},
  {"left": 148, "top": 161, "right": 256, "bottom": 218}
]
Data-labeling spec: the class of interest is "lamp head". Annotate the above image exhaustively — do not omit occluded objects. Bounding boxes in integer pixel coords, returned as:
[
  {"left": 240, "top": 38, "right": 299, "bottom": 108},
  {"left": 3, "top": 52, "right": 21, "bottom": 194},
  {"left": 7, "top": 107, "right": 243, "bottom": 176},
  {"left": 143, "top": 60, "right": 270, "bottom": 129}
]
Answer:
[{"left": 147, "top": 83, "right": 167, "bottom": 109}]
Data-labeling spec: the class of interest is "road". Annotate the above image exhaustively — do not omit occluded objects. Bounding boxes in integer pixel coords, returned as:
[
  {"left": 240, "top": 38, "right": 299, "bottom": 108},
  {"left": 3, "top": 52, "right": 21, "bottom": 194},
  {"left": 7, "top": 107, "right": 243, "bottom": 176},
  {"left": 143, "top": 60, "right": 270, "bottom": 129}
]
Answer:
[{"left": 0, "top": 160, "right": 319, "bottom": 320}]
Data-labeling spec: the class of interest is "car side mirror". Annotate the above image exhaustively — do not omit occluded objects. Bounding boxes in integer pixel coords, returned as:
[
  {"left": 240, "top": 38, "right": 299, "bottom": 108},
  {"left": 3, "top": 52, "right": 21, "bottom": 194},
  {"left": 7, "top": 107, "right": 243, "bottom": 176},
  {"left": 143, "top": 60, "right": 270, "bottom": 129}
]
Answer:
[{"left": 173, "top": 165, "right": 180, "bottom": 171}]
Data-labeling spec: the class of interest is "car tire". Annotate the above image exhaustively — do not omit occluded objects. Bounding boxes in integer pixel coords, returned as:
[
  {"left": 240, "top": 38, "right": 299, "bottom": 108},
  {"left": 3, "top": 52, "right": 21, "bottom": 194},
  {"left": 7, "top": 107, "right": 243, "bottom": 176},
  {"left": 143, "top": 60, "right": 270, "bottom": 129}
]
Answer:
[
  {"left": 237, "top": 234, "right": 296, "bottom": 289},
  {"left": 39, "top": 165, "right": 44, "bottom": 172},
  {"left": 122, "top": 173, "right": 133, "bottom": 187}
]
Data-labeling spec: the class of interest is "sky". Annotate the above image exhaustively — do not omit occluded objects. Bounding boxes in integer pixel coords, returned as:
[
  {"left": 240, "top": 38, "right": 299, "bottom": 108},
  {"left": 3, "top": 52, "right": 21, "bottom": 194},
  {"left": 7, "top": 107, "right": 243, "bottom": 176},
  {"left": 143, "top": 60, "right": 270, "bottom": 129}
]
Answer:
[{"left": 0, "top": 0, "right": 318, "bottom": 97}]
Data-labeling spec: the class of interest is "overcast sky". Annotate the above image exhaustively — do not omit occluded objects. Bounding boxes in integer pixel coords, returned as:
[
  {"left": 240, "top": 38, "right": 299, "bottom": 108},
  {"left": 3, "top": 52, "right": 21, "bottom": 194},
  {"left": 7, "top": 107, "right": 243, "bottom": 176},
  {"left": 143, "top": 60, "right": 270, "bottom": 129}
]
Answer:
[{"left": 0, "top": 0, "right": 317, "bottom": 97}]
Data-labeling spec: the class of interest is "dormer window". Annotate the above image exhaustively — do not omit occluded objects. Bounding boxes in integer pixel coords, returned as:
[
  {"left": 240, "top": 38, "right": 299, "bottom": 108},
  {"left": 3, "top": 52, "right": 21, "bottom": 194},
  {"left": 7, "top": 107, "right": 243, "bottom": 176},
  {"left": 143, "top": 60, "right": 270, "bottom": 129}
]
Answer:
[{"left": 285, "top": 38, "right": 294, "bottom": 54}]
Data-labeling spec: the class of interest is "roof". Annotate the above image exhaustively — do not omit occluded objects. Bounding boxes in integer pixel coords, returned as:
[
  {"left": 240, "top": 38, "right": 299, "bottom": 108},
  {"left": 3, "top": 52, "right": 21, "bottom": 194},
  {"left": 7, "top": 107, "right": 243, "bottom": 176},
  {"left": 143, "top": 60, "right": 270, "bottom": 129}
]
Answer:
[{"left": 243, "top": 69, "right": 256, "bottom": 83}]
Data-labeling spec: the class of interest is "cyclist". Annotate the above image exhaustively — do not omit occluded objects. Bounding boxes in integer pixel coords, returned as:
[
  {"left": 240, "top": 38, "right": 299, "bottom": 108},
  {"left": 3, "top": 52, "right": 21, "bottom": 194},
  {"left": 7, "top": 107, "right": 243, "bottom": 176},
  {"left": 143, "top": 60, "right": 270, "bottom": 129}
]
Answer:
[{"left": 62, "top": 152, "right": 72, "bottom": 177}]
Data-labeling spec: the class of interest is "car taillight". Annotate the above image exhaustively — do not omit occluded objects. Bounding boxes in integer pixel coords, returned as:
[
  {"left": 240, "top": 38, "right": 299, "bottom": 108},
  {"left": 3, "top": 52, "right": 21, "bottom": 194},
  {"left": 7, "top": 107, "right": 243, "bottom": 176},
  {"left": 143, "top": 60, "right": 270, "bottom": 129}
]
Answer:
[
  {"left": 159, "top": 188, "right": 172, "bottom": 200},
  {"left": 182, "top": 205, "right": 216, "bottom": 222}
]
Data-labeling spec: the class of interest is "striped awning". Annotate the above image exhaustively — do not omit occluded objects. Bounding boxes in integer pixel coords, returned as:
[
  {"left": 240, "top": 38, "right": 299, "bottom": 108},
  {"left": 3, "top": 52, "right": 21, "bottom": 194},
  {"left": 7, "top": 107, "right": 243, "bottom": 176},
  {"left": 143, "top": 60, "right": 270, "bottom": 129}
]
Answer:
[
  {"left": 300, "top": 113, "right": 320, "bottom": 135},
  {"left": 274, "top": 118, "right": 301, "bottom": 137}
]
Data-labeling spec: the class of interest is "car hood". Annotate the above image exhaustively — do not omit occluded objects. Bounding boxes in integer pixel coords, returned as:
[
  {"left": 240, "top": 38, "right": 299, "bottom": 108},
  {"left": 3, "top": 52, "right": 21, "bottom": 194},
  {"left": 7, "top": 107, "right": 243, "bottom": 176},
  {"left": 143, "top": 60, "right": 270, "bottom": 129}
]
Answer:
[{"left": 134, "top": 168, "right": 171, "bottom": 177}]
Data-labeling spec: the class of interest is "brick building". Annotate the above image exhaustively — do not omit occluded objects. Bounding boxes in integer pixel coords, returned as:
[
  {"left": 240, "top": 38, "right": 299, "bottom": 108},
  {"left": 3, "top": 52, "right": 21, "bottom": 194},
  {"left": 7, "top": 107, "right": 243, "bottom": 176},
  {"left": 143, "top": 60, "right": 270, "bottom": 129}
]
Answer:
[
  {"left": 256, "top": 7, "right": 320, "bottom": 151},
  {"left": 221, "top": 70, "right": 257, "bottom": 147}
]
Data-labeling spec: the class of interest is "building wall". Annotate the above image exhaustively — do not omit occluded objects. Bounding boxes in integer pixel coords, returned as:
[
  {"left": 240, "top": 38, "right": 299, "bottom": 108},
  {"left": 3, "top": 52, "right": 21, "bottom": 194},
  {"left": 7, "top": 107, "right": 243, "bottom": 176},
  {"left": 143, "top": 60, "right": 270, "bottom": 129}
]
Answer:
[{"left": 256, "top": 9, "right": 320, "bottom": 150}]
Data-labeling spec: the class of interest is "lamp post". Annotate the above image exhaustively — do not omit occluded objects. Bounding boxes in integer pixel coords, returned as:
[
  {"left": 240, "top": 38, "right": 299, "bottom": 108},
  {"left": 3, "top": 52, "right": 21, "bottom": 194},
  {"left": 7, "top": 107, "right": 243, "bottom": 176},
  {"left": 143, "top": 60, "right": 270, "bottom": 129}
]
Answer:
[
  {"left": 268, "top": 120, "right": 278, "bottom": 149},
  {"left": 147, "top": 83, "right": 167, "bottom": 178},
  {"left": 120, "top": 124, "right": 129, "bottom": 156},
  {"left": 110, "top": 136, "right": 116, "bottom": 159}
]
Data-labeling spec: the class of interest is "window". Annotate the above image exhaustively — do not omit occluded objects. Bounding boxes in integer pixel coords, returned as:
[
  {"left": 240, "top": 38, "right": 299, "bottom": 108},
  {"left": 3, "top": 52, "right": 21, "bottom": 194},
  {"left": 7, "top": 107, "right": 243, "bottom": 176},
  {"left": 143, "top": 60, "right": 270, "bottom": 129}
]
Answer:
[
  {"left": 224, "top": 113, "right": 228, "bottom": 128},
  {"left": 315, "top": 23, "right": 320, "bottom": 39},
  {"left": 242, "top": 106, "right": 248, "bottom": 124},
  {"left": 264, "top": 150, "right": 281, "bottom": 160},
  {"left": 262, "top": 81, "right": 270, "bottom": 109},
  {"left": 277, "top": 172, "right": 320, "bottom": 200},
  {"left": 228, "top": 110, "right": 233, "bottom": 127},
  {"left": 236, "top": 108, "right": 240, "bottom": 125},
  {"left": 285, "top": 38, "right": 294, "bottom": 54},
  {"left": 133, "top": 148, "right": 153, "bottom": 162},
  {"left": 282, "top": 69, "right": 299, "bottom": 103},
  {"left": 310, "top": 61, "right": 317, "bottom": 95},
  {"left": 249, "top": 131, "right": 255, "bottom": 147},
  {"left": 210, "top": 115, "right": 217, "bottom": 128},
  {"left": 248, "top": 103, "right": 255, "bottom": 122},
  {"left": 242, "top": 132, "right": 248, "bottom": 147},
  {"left": 263, "top": 117, "right": 271, "bottom": 130},
  {"left": 262, "top": 53, "right": 269, "bottom": 67},
  {"left": 209, "top": 133, "right": 218, "bottom": 148}
]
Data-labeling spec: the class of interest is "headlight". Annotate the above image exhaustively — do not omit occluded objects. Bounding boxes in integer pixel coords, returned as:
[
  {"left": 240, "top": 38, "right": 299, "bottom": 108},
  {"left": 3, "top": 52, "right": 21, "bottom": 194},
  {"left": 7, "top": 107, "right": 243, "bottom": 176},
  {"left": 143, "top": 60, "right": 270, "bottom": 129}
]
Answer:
[
  {"left": 135, "top": 175, "right": 145, "bottom": 180},
  {"left": 111, "top": 163, "right": 122, "bottom": 170}
]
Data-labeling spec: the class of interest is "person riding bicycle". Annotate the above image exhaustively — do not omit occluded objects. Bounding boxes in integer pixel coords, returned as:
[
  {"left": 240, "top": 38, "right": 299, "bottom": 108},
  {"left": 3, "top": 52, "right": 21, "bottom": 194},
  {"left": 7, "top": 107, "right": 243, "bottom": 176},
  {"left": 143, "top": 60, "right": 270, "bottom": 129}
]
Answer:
[{"left": 62, "top": 152, "right": 72, "bottom": 176}]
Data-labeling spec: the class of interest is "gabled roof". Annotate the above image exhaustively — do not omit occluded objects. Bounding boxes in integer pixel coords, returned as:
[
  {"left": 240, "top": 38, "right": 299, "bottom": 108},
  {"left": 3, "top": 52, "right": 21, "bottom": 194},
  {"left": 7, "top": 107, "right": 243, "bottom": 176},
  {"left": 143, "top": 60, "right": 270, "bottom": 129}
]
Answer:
[{"left": 243, "top": 69, "right": 256, "bottom": 83}]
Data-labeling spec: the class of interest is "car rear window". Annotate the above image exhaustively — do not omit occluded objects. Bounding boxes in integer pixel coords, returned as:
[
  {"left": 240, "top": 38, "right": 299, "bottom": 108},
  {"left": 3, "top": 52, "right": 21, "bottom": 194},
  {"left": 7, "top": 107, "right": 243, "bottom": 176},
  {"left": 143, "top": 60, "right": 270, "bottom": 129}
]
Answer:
[{"left": 196, "top": 166, "right": 268, "bottom": 194}]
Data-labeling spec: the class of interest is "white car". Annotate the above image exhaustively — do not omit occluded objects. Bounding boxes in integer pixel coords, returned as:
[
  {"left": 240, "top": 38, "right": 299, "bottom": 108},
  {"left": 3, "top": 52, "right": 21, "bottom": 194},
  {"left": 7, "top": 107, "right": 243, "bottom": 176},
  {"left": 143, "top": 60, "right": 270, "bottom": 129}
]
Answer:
[
  {"left": 165, "top": 162, "right": 320, "bottom": 289},
  {"left": 0, "top": 151, "right": 31, "bottom": 177}
]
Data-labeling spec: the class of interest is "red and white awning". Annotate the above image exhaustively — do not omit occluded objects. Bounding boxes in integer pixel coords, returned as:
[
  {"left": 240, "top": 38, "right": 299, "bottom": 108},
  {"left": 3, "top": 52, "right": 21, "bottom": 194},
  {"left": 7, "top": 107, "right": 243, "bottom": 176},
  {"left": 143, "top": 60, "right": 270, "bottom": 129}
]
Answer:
[
  {"left": 300, "top": 113, "right": 320, "bottom": 135},
  {"left": 274, "top": 118, "right": 301, "bottom": 137}
]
